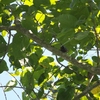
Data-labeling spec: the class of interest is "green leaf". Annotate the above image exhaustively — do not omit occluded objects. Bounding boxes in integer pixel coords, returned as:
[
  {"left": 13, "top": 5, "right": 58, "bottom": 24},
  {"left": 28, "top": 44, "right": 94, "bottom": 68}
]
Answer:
[
  {"left": 0, "top": 60, "right": 8, "bottom": 73},
  {"left": 20, "top": 67, "right": 34, "bottom": 87},
  {"left": 2, "top": 14, "right": 11, "bottom": 26},
  {"left": 20, "top": 67, "right": 34, "bottom": 94},
  {"left": 0, "top": 35, "right": 7, "bottom": 57},
  {"left": 11, "top": 33, "right": 30, "bottom": 59},
  {"left": 37, "top": 87, "right": 44, "bottom": 98},
  {"left": 75, "top": 31, "right": 89, "bottom": 40},
  {"left": 34, "top": 0, "right": 50, "bottom": 7},
  {"left": 0, "top": 35, "right": 6, "bottom": 44},
  {"left": 56, "top": 57, "right": 64, "bottom": 62},
  {"left": 58, "top": 14, "right": 77, "bottom": 29},
  {"left": 1, "top": 0, "right": 15, "bottom": 4},
  {"left": 33, "top": 69, "right": 44, "bottom": 80},
  {"left": 22, "top": 17, "right": 37, "bottom": 32},
  {"left": 64, "top": 68, "right": 73, "bottom": 74},
  {"left": 28, "top": 53, "right": 39, "bottom": 66},
  {"left": 22, "top": 92, "right": 30, "bottom": 100},
  {"left": 77, "top": 56, "right": 83, "bottom": 60},
  {"left": 0, "top": 43, "right": 7, "bottom": 57},
  {"left": 54, "top": 78, "right": 66, "bottom": 86},
  {"left": 57, "top": 28, "right": 75, "bottom": 39},
  {"left": 57, "top": 86, "right": 75, "bottom": 100},
  {"left": 38, "top": 73, "right": 45, "bottom": 85},
  {"left": 72, "top": 74, "right": 85, "bottom": 84},
  {"left": 4, "top": 79, "right": 17, "bottom": 92},
  {"left": 92, "top": 56, "right": 98, "bottom": 63}
]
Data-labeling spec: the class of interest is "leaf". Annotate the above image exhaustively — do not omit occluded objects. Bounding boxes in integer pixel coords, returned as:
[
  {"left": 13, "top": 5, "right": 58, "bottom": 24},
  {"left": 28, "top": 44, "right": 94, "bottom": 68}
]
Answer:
[
  {"left": 0, "top": 60, "right": 8, "bottom": 73},
  {"left": 0, "top": 35, "right": 7, "bottom": 57},
  {"left": 56, "top": 57, "right": 64, "bottom": 62},
  {"left": 38, "top": 73, "right": 45, "bottom": 85},
  {"left": 95, "top": 25, "right": 100, "bottom": 33},
  {"left": 21, "top": 67, "right": 34, "bottom": 86},
  {"left": 57, "top": 28, "right": 75, "bottom": 39},
  {"left": 2, "top": 14, "right": 11, "bottom": 26},
  {"left": 35, "top": 11, "right": 45, "bottom": 23},
  {"left": 54, "top": 78, "right": 67, "bottom": 86},
  {"left": 92, "top": 56, "right": 98, "bottom": 63},
  {"left": 64, "top": 68, "right": 73, "bottom": 74},
  {"left": 80, "top": 96, "right": 88, "bottom": 100},
  {"left": 12, "top": 33, "right": 30, "bottom": 59},
  {"left": 1, "top": 0, "right": 15, "bottom": 4},
  {"left": 57, "top": 86, "right": 75, "bottom": 100},
  {"left": 75, "top": 31, "right": 89, "bottom": 40},
  {"left": 1, "top": 30, "right": 8, "bottom": 37},
  {"left": 58, "top": 14, "right": 77, "bottom": 29},
  {"left": 72, "top": 74, "right": 85, "bottom": 84},
  {"left": 0, "top": 43, "right": 7, "bottom": 57},
  {"left": 37, "top": 87, "right": 44, "bottom": 98},
  {"left": 20, "top": 67, "right": 34, "bottom": 94},
  {"left": 22, "top": 17, "right": 37, "bottom": 32},
  {"left": 50, "top": 0, "right": 56, "bottom": 5},
  {"left": 0, "top": 35, "right": 6, "bottom": 44},
  {"left": 22, "top": 92, "right": 30, "bottom": 100},
  {"left": 24, "top": 0, "right": 33, "bottom": 6},
  {"left": 91, "top": 85, "right": 100, "bottom": 94},
  {"left": 39, "top": 56, "right": 54, "bottom": 68},
  {"left": 86, "top": 59, "right": 93, "bottom": 66},
  {"left": 33, "top": 69, "right": 44, "bottom": 80},
  {"left": 34, "top": 0, "right": 50, "bottom": 7},
  {"left": 4, "top": 79, "right": 17, "bottom": 92}
]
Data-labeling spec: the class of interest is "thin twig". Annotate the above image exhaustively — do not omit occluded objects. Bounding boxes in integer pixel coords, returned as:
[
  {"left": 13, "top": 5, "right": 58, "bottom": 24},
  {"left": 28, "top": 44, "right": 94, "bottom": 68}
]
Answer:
[
  {"left": 0, "top": 85, "right": 23, "bottom": 88},
  {"left": 7, "top": 72, "right": 24, "bottom": 90},
  {"left": 12, "top": 89, "right": 22, "bottom": 100},
  {"left": 0, "top": 83, "right": 7, "bottom": 100},
  {"left": 55, "top": 55, "right": 79, "bottom": 75}
]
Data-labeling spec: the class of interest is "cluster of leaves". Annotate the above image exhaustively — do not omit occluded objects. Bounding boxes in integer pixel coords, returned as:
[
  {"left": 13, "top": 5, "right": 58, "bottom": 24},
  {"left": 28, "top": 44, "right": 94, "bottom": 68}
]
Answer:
[{"left": 0, "top": 0, "right": 100, "bottom": 100}]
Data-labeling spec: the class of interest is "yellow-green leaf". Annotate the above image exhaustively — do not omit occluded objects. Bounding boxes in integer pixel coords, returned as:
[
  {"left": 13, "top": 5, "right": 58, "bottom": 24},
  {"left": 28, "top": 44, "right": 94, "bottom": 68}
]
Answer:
[
  {"left": 35, "top": 11, "right": 45, "bottom": 23},
  {"left": 2, "top": 30, "right": 8, "bottom": 37}
]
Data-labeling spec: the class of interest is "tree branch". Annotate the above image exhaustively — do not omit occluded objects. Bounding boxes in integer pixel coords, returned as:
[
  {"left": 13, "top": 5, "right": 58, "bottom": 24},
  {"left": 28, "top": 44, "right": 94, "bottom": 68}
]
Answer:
[
  {"left": 0, "top": 25, "right": 100, "bottom": 75},
  {"left": 88, "top": 0, "right": 100, "bottom": 67},
  {"left": 0, "top": 85, "right": 23, "bottom": 89},
  {"left": 74, "top": 80, "right": 100, "bottom": 100}
]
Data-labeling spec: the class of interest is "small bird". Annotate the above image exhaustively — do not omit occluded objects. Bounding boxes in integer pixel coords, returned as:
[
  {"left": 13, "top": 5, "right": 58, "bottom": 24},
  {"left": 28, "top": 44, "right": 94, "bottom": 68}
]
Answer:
[{"left": 60, "top": 46, "right": 67, "bottom": 53}]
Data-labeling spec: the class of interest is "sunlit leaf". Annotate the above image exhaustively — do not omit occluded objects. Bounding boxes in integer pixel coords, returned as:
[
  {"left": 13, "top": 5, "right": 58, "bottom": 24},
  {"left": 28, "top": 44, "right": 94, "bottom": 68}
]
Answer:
[
  {"left": 50, "top": 0, "right": 56, "bottom": 5},
  {"left": 95, "top": 25, "right": 100, "bottom": 33},
  {"left": 2, "top": 30, "right": 8, "bottom": 37},
  {"left": 24, "top": 0, "right": 33, "bottom": 6},
  {"left": 91, "top": 85, "right": 100, "bottom": 94},
  {"left": 86, "top": 59, "right": 93, "bottom": 66},
  {"left": 35, "top": 11, "right": 45, "bottom": 23},
  {"left": 4, "top": 79, "right": 17, "bottom": 92},
  {"left": 39, "top": 56, "right": 54, "bottom": 68},
  {"left": 80, "top": 96, "right": 88, "bottom": 100}
]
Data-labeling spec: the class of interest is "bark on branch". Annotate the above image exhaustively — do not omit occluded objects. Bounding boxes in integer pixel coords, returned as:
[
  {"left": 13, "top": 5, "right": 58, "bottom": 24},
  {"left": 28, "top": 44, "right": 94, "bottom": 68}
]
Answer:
[{"left": 0, "top": 25, "right": 100, "bottom": 75}]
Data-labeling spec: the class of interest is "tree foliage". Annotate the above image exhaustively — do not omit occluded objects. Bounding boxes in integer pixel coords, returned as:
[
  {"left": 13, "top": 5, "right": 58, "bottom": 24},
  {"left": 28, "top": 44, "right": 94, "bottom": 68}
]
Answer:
[{"left": 0, "top": 0, "right": 100, "bottom": 100}]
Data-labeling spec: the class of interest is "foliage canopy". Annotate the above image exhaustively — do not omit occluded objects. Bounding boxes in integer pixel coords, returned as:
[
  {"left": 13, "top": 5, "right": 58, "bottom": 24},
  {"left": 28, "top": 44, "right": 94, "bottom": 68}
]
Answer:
[{"left": 0, "top": 0, "right": 100, "bottom": 100}]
